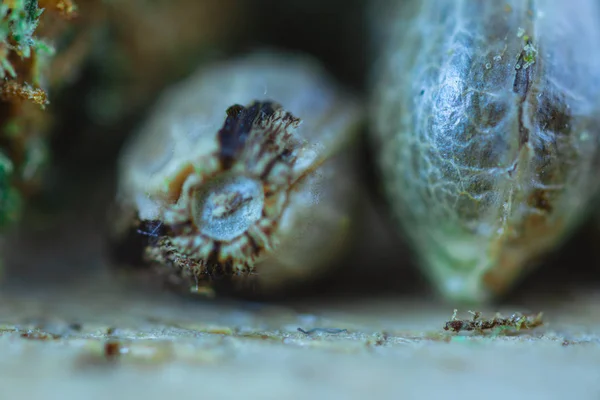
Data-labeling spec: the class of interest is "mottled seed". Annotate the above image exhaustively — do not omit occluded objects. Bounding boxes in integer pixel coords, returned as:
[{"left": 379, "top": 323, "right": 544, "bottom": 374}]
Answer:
[
  {"left": 370, "top": 0, "right": 600, "bottom": 302},
  {"left": 112, "top": 52, "right": 363, "bottom": 294}
]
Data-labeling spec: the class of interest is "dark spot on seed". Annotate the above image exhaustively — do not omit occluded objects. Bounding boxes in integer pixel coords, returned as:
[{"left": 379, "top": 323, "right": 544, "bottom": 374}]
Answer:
[
  {"left": 206, "top": 242, "right": 221, "bottom": 268},
  {"left": 217, "top": 101, "right": 278, "bottom": 169},
  {"left": 513, "top": 44, "right": 535, "bottom": 148},
  {"left": 527, "top": 189, "right": 553, "bottom": 213},
  {"left": 468, "top": 92, "right": 510, "bottom": 130},
  {"left": 537, "top": 90, "right": 571, "bottom": 137},
  {"left": 279, "top": 148, "right": 292, "bottom": 160}
]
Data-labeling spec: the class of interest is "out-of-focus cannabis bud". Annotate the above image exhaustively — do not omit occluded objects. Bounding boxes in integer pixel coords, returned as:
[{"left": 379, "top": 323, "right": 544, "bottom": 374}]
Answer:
[{"left": 0, "top": 0, "right": 87, "bottom": 229}]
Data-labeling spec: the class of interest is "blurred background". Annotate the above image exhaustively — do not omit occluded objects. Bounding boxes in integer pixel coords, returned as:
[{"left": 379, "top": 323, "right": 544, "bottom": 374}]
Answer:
[
  {"left": 1, "top": 2, "right": 600, "bottom": 399},
  {"left": 1, "top": 0, "right": 600, "bottom": 306}
]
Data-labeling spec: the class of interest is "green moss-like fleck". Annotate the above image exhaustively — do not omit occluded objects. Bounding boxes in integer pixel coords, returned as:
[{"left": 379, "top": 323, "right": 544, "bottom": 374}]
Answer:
[{"left": 522, "top": 42, "right": 537, "bottom": 69}]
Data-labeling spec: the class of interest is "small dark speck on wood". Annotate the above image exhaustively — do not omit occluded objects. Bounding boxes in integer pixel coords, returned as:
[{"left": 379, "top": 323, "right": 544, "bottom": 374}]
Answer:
[
  {"left": 104, "top": 341, "right": 123, "bottom": 359},
  {"left": 297, "top": 328, "right": 348, "bottom": 335}
]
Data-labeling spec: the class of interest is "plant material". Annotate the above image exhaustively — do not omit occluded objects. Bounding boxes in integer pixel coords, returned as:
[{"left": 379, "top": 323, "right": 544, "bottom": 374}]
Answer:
[
  {"left": 443, "top": 309, "right": 544, "bottom": 333},
  {"left": 0, "top": 0, "right": 98, "bottom": 228}
]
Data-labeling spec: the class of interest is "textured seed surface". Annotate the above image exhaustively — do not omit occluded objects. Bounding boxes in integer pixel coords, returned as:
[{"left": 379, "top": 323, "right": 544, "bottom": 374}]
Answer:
[
  {"left": 371, "top": 0, "right": 600, "bottom": 302},
  {"left": 115, "top": 52, "right": 363, "bottom": 292}
]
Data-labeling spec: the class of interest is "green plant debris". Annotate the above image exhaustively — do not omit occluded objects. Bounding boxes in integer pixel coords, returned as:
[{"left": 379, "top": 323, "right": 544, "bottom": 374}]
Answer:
[
  {"left": 514, "top": 27, "right": 537, "bottom": 70},
  {"left": 443, "top": 309, "right": 544, "bottom": 334},
  {"left": 522, "top": 42, "right": 537, "bottom": 68},
  {"left": 0, "top": 0, "right": 56, "bottom": 80}
]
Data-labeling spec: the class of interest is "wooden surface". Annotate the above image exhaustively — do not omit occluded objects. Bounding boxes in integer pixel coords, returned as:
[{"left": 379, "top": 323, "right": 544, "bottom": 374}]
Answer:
[{"left": 1, "top": 274, "right": 599, "bottom": 400}]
